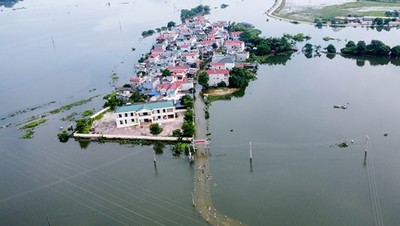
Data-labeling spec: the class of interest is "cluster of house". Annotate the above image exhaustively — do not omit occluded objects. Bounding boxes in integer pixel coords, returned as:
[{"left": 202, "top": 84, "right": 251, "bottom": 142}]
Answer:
[
  {"left": 334, "top": 15, "right": 400, "bottom": 26},
  {"left": 114, "top": 16, "right": 251, "bottom": 128}
]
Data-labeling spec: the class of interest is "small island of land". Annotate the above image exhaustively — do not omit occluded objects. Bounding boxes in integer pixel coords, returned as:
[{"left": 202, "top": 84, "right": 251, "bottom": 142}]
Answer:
[{"left": 268, "top": 0, "right": 400, "bottom": 28}]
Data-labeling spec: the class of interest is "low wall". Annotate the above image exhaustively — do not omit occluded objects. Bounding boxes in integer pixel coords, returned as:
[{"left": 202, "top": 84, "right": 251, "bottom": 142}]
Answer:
[{"left": 73, "top": 132, "right": 192, "bottom": 142}]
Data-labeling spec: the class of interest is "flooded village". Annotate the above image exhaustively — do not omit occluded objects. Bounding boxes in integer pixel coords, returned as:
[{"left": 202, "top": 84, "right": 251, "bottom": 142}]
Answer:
[{"left": 85, "top": 15, "right": 254, "bottom": 142}]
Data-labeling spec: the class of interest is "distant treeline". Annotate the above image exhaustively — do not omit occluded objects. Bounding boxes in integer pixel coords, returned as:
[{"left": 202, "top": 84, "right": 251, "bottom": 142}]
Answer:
[
  {"left": 180, "top": 5, "right": 210, "bottom": 22},
  {"left": 340, "top": 40, "right": 400, "bottom": 58}
]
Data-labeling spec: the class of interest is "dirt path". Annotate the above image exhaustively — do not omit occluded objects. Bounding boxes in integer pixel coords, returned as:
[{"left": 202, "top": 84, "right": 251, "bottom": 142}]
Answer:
[{"left": 193, "top": 83, "right": 247, "bottom": 226}]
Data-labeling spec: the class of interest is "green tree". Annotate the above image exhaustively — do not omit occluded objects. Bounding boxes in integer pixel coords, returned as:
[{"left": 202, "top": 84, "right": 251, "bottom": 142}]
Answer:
[
  {"left": 375, "top": 17, "right": 383, "bottom": 26},
  {"left": 228, "top": 67, "right": 254, "bottom": 88},
  {"left": 326, "top": 44, "right": 336, "bottom": 53},
  {"left": 367, "top": 40, "right": 390, "bottom": 56},
  {"left": 162, "top": 69, "right": 171, "bottom": 77},
  {"left": 356, "top": 41, "right": 367, "bottom": 55},
  {"left": 150, "top": 123, "right": 163, "bottom": 135},
  {"left": 346, "top": 41, "right": 356, "bottom": 48},
  {"left": 181, "top": 94, "right": 194, "bottom": 108},
  {"left": 303, "top": 43, "right": 313, "bottom": 53},
  {"left": 172, "top": 129, "right": 182, "bottom": 137},
  {"left": 129, "top": 91, "right": 146, "bottom": 103},
  {"left": 390, "top": 45, "right": 400, "bottom": 58},
  {"left": 57, "top": 130, "right": 69, "bottom": 143},
  {"left": 184, "top": 108, "right": 194, "bottom": 122},
  {"left": 76, "top": 118, "right": 93, "bottom": 134},
  {"left": 198, "top": 71, "right": 209, "bottom": 89},
  {"left": 217, "top": 81, "right": 227, "bottom": 87},
  {"left": 103, "top": 92, "right": 123, "bottom": 110},
  {"left": 182, "top": 121, "right": 195, "bottom": 137},
  {"left": 167, "top": 21, "right": 176, "bottom": 28}
]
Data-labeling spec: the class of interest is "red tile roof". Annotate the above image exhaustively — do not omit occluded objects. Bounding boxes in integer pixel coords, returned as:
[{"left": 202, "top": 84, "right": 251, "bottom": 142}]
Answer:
[
  {"left": 200, "top": 40, "right": 214, "bottom": 46},
  {"left": 211, "top": 62, "right": 226, "bottom": 66},
  {"left": 206, "top": 69, "right": 229, "bottom": 75},
  {"left": 167, "top": 65, "right": 189, "bottom": 71},
  {"left": 225, "top": 40, "right": 244, "bottom": 46},
  {"left": 130, "top": 77, "right": 142, "bottom": 82},
  {"left": 231, "top": 31, "right": 243, "bottom": 35}
]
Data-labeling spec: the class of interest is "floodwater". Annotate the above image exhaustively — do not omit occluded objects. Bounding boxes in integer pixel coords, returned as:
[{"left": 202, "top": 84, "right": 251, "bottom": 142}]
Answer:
[{"left": 1, "top": 0, "right": 400, "bottom": 225}]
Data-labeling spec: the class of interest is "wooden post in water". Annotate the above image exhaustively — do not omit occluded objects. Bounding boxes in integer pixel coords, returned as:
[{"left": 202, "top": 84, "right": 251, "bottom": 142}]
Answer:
[
  {"left": 364, "top": 135, "right": 369, "bottom": 165},
  {"left": 153, "top": 150, "right": 157, "bottom": 164},
  {"left": 46, "top": 216, "right": 52, "bottom": 226},
  {"left": 249, "top": 142, "right": 253, "bottom": 160},
  {"left": 249, "top": 142, "right": 253, "bottom": 173}
]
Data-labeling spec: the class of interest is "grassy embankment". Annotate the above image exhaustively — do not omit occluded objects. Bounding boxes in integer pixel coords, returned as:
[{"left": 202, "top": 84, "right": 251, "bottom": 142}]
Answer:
[{"left": 275, "top": 0, "right": 400, "bottom": 23}]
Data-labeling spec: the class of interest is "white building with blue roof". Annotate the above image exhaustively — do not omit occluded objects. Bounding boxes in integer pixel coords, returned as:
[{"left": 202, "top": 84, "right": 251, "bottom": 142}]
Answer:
[{"left": 115, "top": 101, "right": 176, "bottom": 128}]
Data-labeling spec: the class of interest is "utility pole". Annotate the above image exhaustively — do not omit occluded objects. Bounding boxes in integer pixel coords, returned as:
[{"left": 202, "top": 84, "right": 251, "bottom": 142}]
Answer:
[{"left": 364, "top": 135, "right": 369, "bottom": 165}]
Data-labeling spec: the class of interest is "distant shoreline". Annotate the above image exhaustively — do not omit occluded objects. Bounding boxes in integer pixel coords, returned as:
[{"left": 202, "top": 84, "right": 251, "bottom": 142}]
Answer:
[{"left": 266, "top": 0, "right": 400, "bottom": 28}]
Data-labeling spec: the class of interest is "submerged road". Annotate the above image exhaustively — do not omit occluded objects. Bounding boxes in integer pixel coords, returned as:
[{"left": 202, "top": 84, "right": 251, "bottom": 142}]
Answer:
[{"left": 193, "top": 83, "right": 246, "bottom": 226}]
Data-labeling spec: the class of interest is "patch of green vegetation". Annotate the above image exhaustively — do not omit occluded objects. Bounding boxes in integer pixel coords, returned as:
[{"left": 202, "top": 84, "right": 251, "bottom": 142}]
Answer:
[
  {"left": 111, "top": 72, "right": 119, "bottom": 83},
  {"left": 61, "top": 112, "right": 78, "bottom": 121},
  {"left": 93, "top": 112, "right": 105, "bottom": 121},
  {"left": 277, "top": 0, "right": 400, "bottom": 23},
  {"left": 75, "top": 118, "right": 93, "bottom": 134},
  {"left": 284, "top": 33, "right": 311, "bottom": 42},
  {"left": 57, "top": 130, "right": 69, "bottom": 143},
  {"left": 323, "top": 36, "right": 336, "bottom": 41},
  {"left": 20, "top": 119, "right": 47, "bottom": 130},
  {"left": 49, "top": 96, "right": 99, "bottom": 114},
  {"left": 142, "top": 30, "right": 155, "bottom": 38},
  {"left": 172, "top": 142, "right": 194, "bottom": 157},
  {"left": 21, "top": 130, "right": 34, "bottom": 139},
  {"left": 82, "top": 109, "right": 94, "bottom": 117},
  {"left": 338, "top": 142, "right": 348, "bottom": 148}
]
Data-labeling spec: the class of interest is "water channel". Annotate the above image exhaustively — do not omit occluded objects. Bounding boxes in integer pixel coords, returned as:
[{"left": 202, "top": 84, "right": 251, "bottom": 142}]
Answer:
[{"left": 1, "top": 0, "right": 400, "bottom": 225}]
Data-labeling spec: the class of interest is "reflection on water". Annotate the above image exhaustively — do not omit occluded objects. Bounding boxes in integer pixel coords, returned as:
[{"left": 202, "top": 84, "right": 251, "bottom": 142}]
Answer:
[{"left": 0, "top": 0, "right": 22, "bottom": 8}]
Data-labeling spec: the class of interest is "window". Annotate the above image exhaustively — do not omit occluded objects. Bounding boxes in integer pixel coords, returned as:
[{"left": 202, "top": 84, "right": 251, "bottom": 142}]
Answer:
[
  {"left": 131, "top": 119, "right": 135, "bottom": 122},
  {"left": 163, "top": 109, "right": 166, "bottom": 113},
  {"left": 125, "top": 120, "right": 127, "bottom": 124},
  {"left": 119, "top": 114, "right": 122, "bottom": 118},
  {"left": 125, "top": 113, "right": 128, "bottom": 117},
  {"left": 120, "top": 120, "right": 123, "bottom": 125},
  {"left": 131, "top": 113, "right": 134, "bottom": 117}
]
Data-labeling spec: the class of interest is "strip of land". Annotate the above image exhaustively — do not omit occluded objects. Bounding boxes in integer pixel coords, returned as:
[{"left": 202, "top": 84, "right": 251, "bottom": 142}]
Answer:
[{"left": 268, "top": 0, "right": 400, "bottom": 26}]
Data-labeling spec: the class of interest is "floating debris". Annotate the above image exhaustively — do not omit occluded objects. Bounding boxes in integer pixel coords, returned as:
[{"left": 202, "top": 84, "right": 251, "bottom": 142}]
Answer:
[
  {"left": 333, "top": 104, "right": 347, "bottom": 109},
  {"left": 384, "top": 133, "right": 388, "bottom": 137}
]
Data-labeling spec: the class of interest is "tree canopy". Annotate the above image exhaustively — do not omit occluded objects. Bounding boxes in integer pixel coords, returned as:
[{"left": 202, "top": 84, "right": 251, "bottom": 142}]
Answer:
[
  {"left": 341, "top": 39, "right": 392, "bottom": 57},
  {"left": 198, "top": 71, "right": 209, "bottom": 88},
  {"left": 228, "top": 67, "right": 255, "bottom": 89},
  {"left": 181, "top": 94, "right": 194, "bottom": 108},
  {"left": 181, "top": 121, "right": 195, "bottom": 137},
  {"left": 180, "top": 5, "right": 210, "bottom": 22},
  {"left": 150, "top": 123, "right": 163, "bottom": 135},
  {"left": 326, "top": 44, "right": 336, "bottom": 53}
]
